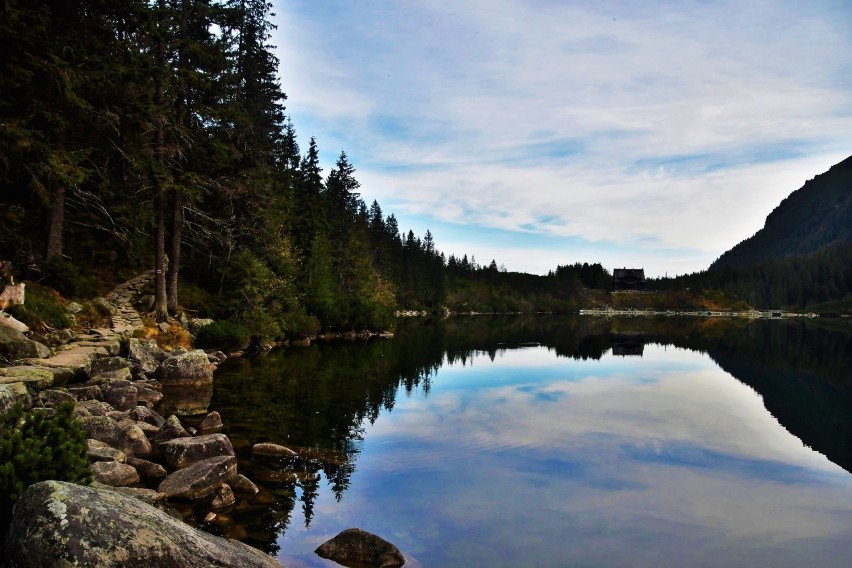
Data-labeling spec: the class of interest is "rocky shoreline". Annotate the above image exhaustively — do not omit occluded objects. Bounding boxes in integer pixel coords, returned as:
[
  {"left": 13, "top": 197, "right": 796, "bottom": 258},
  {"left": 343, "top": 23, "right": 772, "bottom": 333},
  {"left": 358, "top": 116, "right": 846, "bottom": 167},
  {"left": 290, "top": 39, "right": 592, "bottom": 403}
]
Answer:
[
  {"left": 0, "top": 271, "right": 293, "bottom": 566},
  {"left": 0, "top": 273, "right": 409, "bottom": 567}
]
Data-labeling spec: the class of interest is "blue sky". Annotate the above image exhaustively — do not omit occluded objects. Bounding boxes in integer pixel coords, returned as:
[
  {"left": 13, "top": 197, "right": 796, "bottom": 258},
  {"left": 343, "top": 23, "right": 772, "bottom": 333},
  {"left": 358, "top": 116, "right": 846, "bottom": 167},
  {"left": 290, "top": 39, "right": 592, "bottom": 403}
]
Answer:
[{"left": 270, "top": 0, "right": 852, "bottom": 277}]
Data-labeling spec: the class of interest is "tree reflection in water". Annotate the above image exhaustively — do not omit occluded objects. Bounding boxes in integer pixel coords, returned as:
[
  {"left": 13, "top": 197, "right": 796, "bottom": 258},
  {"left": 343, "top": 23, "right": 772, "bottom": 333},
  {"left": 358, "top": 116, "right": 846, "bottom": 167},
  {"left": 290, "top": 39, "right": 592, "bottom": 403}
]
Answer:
[{"left": 199, "top": 315, "right": 852, "bottom": 554}]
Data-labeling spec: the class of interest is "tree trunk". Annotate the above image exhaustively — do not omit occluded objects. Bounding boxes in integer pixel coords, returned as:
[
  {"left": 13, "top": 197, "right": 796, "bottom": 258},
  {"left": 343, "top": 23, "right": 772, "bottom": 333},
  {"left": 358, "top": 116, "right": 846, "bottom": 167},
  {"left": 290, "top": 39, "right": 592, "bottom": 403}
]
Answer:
[
  {"left": 153, "top": 0, "right": 168, "bottom": 322},
  {"left": 46, "top": 182, "right": 65, "bottom": 260},
  {"left": 167, "top": 190, "right": 182, "bottom": 314}
]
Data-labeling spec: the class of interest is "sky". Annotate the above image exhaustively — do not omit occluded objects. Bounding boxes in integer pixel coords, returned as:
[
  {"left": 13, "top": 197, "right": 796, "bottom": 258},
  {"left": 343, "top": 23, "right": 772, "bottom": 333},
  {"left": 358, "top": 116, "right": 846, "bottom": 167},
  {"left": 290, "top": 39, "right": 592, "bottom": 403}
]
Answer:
[{"left": 270, "top": 0, "right": 852, "bottom": 277}]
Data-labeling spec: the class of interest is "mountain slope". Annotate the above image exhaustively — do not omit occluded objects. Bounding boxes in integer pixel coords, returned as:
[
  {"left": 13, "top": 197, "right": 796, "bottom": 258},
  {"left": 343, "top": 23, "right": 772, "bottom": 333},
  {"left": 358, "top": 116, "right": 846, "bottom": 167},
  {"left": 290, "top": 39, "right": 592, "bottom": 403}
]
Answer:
[{"left": 710, "top": 155, "right": 852, "bottom": 270}]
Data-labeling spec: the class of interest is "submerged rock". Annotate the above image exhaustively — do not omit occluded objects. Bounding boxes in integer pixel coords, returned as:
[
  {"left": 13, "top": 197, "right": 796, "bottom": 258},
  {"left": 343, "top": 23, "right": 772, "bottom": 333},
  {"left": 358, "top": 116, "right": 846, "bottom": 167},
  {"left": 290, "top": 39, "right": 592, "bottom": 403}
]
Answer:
[
  {"left": 157, "top": 455, "right": 238, "bottom": 500},
  {"left": 315, "top": 528, "right": 406, "bottom": 568},
  {"left": 5, "top": 480, "right": 281, "bottom": 567},
  {"left": 252, "top": 442, "right": 296, "bottom": 458}
]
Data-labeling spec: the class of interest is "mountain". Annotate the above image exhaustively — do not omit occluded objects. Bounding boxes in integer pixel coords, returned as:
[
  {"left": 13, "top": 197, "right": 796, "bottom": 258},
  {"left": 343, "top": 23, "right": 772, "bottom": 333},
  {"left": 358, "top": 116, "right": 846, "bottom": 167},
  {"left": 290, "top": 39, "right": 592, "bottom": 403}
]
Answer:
[{"left": 710, "top": 155, "right": 852, "bottom": 270}]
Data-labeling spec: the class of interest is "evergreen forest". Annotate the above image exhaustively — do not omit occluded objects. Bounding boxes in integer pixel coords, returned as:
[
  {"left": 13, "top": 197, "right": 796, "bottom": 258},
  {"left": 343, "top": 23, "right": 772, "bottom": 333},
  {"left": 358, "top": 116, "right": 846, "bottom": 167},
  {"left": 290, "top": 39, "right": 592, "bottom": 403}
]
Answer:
[
  {"left": 0, "top": 0, "right": 613, "bottom": 342},
  {"left": 1, "top": 2, "right": 849, "bottom": 347}
]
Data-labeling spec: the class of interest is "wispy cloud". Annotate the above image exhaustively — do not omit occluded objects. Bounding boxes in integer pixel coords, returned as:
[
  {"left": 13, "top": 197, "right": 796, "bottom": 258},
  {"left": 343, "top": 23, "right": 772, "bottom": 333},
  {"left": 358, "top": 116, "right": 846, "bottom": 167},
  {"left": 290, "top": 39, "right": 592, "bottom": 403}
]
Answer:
[{"left": 272, "top": 0, "right": 852, "bottom": 275}]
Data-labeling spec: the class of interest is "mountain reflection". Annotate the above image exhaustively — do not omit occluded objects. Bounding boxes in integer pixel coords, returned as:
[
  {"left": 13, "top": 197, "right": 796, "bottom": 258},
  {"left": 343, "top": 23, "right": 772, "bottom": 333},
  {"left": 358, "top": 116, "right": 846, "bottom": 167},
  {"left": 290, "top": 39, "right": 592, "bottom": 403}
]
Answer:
[{"left": 205, "top": 315, "right": 852, "bottom": 555}]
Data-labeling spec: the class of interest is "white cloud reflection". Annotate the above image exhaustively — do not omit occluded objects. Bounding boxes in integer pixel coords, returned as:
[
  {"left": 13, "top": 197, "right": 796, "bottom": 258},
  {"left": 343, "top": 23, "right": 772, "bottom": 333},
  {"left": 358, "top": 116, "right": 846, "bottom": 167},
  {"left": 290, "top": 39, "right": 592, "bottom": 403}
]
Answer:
[{"left": 278, "top": 344, "right": 852, "bottom": 566}]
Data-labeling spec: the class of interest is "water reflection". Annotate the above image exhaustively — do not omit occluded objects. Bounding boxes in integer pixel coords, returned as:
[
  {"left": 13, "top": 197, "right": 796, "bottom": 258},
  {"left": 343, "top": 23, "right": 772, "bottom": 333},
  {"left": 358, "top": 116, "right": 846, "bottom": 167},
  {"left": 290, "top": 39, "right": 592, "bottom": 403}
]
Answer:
[{"left": 206, "top": 316, "right": 852, "bottom": 566}]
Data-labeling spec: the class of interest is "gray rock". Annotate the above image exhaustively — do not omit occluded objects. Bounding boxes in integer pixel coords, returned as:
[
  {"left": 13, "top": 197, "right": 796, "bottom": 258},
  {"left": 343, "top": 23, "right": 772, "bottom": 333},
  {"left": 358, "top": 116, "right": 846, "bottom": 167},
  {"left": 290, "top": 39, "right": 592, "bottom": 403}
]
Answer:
[
  {"left": 91, "top": 460, "right": 140, "bottom": 486},
  {"left": 136, "top": 384, "right": 163, "bottom": 406},
  {"left": 127, "top": 457, "right": 168, "bottom": 480},
  {"left": 0, "top": 310, "right": 29, "bottom": 333},
  {"left": 37, "top": 389, "right": 76, "bottom": 408},
  {"left": 206, "top": 350, "right": 227, "bottom": 365},
  {"left": 159, "top": 349, "right": 216, "bottom": 385},
  {"left": 80, "top": 415, "right": 151, "bottom": 458},
  {"left": 90, "top": 356, "right": 132, "bottom": 381},
  {"left": 157, "top": 455, "right": 238, "bottom": 500},
  {"left": 5, "top": 480, "right": 281, "bottom": 567},
  {"left": 130, "top": 405, "right": 166, "bottom": 428},
  {"left": 127, "top": 337, "right": 164, "bottom": 375},
  {"left": 0, "top": 325, "right": 50, "bottom": 361},
  {"left": 211, "top": 483, "right": 236, "bottom": 510},
  {"left": 67, "top": 383, "right": 103, "bottom": 401},
  {"left": 87, "top": 439, "right": 127, "bottom": 463},
  {"left": 135, "top": 421, "right": 161, "bottom": 437},
  {"left": 160, "top": 434, "right": 235, "bottom": 470},
  {"left": 0, "top": 365, "right": 71, "bottom": 389},
  {"left": 66, "top": 301, "right": 84, "bottom": 314},
  {"left": 0, "top": 381, "right": 31, "bottom": 413},
  {"left": 92, "top": 296, "right": 115, "bottom": 314},
  {"left": 105, "top": 486, "right": 168, "bottom": 509},
  {"left": 315, "top": 528, "right": 406, "bottom": 568},
  {"left": 102, "top": 383, "right": 139, "bottom": 411},
  {"left": 199, "top": 410, "right": 224, "bottom": 434},
  {"left": 230, "top": 474, "right": 259, "bottom": 495},
  {"left": 75, "top": 398, "right": 114, "bottom": 416},
  {"left": 252, "top": 442, "right": 297, "bottom": 458},
  {"left": 43, "top": 328, "right": 74, "bottom": 347},
  {"left": 188, "top": 318, "right": 215, "bottom": 333},
  {"left": 150, "top": 414, "right": 191, "bottom": 444},
  {"left": 22, "top": 345, "right": 107, "bottom": 381}
]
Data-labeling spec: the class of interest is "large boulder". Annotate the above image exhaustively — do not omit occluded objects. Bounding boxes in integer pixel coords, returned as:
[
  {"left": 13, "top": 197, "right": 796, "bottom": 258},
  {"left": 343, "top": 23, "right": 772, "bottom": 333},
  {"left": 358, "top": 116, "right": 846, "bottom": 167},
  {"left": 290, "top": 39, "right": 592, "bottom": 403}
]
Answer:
[
  {"left": 102, "top": 382, "right": 139, "bottom": 411},
  {"left": 127, "top": 338, "right": 164, "bottom": 375},
  {"left": 159, "top": 434, "right": 235, "bottom": 470},
  {"left": 157, "top": 455, "right": 238, "bottom": 500},
  {"left": 5, "top": 480, "right": 281, "bottom": 567},
  {"left": 159, "top": 350, "right": 216, "bottom": 385},
  {"left": 89, "top": 356, "right": 132, "bottom": 381},
  {"left": 0, "top": 325, "right": 50, "bottom": 361},
  {"left": 23, "top": 345, "right": 108, "bottom": 381},
  {"left": 0, "top": 365, "right": 72, "bottom": 389},
  {"left": 315, "top": 528, "right": 406, "bottom": 568},
  {"left": 80, "top": 415, "right": 151, "bottom": 458}
]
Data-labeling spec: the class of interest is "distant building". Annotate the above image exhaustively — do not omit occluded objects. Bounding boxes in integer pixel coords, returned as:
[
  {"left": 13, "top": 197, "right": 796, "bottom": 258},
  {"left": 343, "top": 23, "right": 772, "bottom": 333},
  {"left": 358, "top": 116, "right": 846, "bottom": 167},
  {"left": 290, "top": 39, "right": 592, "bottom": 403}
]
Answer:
[{"left": 612, "top": 268, "right": 646, "bottom": 291}]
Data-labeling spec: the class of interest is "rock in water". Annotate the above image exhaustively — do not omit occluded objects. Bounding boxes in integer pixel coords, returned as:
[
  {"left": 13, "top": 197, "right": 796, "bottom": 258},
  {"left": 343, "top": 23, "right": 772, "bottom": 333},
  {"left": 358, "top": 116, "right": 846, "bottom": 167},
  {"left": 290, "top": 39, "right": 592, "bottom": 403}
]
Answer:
[
  {"left": 315, "top": 528, "right": 405, "bottom": 568},
  {"left": 5, "top": 480, "right": 281, "bottom": 567}
]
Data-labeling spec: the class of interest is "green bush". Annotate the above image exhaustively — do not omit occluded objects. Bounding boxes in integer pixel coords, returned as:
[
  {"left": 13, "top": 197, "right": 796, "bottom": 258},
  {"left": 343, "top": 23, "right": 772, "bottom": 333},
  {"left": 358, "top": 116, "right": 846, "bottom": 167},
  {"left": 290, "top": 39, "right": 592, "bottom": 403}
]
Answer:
[
  {"left": 43, "top": 255, "right": 100, "bottom": 298},
  {"left": 194, "top": 320, "right": 250, "bottom": 352},
  {"left": 6, "top": 281, "right": 72, "bottom": 331},
  {"left": 0, "top": 402, "right": 91, "bottom": 543}
]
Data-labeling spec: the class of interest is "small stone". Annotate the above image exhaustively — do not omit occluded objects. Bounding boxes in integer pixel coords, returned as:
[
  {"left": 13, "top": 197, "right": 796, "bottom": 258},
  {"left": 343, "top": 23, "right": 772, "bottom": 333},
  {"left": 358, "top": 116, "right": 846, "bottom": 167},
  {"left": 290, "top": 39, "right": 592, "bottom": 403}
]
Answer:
[
  {"left": 199, "top": 411, "right": 224, "bottom": 435},
  {"left": 211, "top": 483, "right": 236, "bottom": 509}
]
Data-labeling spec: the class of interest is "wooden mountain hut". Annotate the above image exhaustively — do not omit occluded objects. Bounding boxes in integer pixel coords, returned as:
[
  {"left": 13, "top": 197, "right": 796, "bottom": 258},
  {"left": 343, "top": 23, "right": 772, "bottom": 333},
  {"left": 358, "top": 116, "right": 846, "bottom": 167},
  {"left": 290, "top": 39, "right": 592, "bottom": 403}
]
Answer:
[{"left": 612, "top": 268, "right": 646, "bottom": 291}]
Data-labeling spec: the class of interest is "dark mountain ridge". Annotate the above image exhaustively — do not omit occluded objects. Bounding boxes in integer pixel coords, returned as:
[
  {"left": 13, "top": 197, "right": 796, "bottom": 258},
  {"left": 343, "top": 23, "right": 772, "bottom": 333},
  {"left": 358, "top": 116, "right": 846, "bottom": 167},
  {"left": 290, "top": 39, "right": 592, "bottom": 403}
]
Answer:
[{"left": 710, "top": 154, "right": 852, "bottom": 270}]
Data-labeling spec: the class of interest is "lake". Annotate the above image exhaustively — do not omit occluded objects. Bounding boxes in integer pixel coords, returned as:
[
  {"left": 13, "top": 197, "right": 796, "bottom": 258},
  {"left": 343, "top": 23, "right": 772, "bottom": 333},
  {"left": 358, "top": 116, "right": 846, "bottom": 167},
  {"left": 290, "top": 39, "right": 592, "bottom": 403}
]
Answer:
[{"left": 199, "top": 316, "right": 852, "bottom": 567}]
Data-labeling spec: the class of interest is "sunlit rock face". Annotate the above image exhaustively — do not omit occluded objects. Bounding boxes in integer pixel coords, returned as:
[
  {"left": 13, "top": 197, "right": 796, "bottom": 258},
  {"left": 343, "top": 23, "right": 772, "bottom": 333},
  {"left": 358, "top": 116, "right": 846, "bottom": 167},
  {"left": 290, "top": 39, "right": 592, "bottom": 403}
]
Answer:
[{"left": 5, "top": 480, "right": 280, "bottom": 568}]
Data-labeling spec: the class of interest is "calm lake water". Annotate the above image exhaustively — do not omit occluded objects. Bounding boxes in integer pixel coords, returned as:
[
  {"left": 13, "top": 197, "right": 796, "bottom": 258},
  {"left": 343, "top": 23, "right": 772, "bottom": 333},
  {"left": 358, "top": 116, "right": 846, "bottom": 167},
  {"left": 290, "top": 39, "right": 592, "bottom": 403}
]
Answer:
[{"left": 200, "top": 316, "right": 852, "bottom": 567}]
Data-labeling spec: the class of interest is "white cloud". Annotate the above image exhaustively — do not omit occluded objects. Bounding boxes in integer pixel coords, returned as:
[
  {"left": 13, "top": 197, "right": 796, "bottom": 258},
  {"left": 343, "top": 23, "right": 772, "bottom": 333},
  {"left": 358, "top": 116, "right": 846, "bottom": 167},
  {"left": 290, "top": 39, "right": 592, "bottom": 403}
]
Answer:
[{"left": 272, "top": 0, "right": 852, "bottom": 275}]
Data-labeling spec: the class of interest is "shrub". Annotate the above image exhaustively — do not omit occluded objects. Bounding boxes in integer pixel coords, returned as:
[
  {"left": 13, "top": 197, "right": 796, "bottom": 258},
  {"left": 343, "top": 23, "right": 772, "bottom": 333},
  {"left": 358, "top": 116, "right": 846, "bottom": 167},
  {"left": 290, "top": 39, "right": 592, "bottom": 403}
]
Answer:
[
  {"left": 194, "top": 320, "right": 250, "bottom": 352},
  {"left": 43, "top": 255, "right": 100, "bottom": 298},
  {"left": 0, "top": 402, "right": 91, "bottom": 545},
  {"left": 5, "top": 281, "right": 72, "bottom": 331}
]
